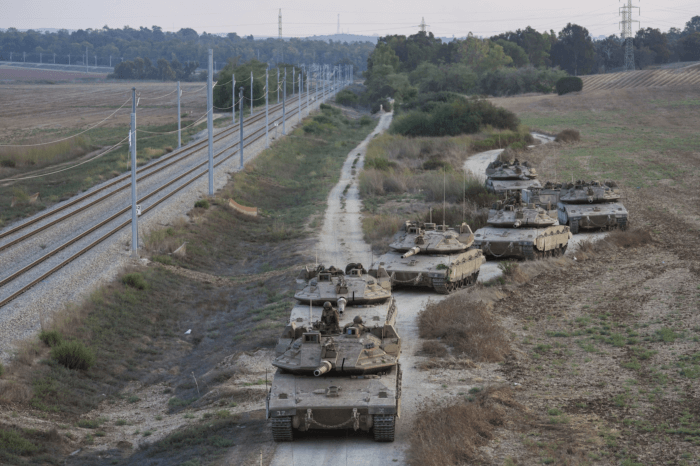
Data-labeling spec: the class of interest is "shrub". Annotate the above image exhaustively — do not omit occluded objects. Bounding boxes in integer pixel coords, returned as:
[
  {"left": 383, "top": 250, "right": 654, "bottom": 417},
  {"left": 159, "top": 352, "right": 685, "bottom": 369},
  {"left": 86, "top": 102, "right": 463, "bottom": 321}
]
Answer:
[
  {"left": 122, "top": 272, "right": 148, "bottom": 290},
  {"left": 1, "top": 159, "right": 16, "bottom": 168},
  {"left": 194, "top": 199, "right": 210, "bottom": 209},
  {"left": 0, "top": 363, "right": 4, "bottom": 378},
  {"left": 422, "top": 341, "right": 448, "bottom": 357},
  {"left": 371, "top": 98, "right": 392, "bottom": 114},
  {"left": 555, "top": 129, "right": 580, "bottom": 143},
  {"left": 0, "top": 429, "right": 38, "bottom": 455},
  {"left": 359, "top": 116, "right": 373, "bottom": 126},
  {"left": 51, "top": 341, "right": 96, "bottom": 370},
  {"left": 556, "top": 77, "right": 583, "bottom": 95},
  {"left": 39, "top": 330, "right": 63, "bottom": 347},
  {"left": 335, "top": 89, "right": 359, "bottom": 106}
]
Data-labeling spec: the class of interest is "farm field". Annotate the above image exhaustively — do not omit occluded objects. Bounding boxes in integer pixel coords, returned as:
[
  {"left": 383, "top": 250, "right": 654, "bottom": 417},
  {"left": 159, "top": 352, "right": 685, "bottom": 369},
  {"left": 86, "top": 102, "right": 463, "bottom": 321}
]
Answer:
[{"left": 0, "top": 65, "right": 109, "bottom": 83}]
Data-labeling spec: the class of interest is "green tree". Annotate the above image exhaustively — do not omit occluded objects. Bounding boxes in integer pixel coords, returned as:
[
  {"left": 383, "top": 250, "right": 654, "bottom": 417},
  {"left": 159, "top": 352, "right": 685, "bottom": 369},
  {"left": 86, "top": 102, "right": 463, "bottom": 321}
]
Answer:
[
  {"left": 551, "top": 23, "right": 596, "bottom": 76},
  {"left": 495, "top": 39, "right": 529, "bottom": 67}
]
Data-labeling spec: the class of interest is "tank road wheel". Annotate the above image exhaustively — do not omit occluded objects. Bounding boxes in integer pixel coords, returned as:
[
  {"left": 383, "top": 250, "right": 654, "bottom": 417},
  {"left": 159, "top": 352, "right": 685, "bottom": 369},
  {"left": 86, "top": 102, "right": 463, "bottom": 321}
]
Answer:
[
  {"left": 271, "top": 417, "right": 293, "bottom": 442},
  {"left": 569, "top": 218, "right": 579, "bottom": 235},
  {"left": 373, "top": 415, "right": 395, "bottom": 442},
  {"left": 522, "top": 244, "right": 536, "bottom": 261},
  {"left": 617, "top": 217, "right": 628, "bottom": 230}
]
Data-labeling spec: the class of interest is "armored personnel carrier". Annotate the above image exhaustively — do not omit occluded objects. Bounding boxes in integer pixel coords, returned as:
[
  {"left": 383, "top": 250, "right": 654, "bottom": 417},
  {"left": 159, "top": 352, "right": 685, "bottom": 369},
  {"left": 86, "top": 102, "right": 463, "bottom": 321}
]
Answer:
[
  {"left": 485, "top": 159, "right": 542, "bottom": 194},
  {"left": 524, "top": 181, "right": 628, "bottom": 234},
  {"left": 368, "top": 221, "right": 485, "bottom": 294},
  {"left": 556, "top": 181, "right": 628, "bottom": 233},
  {"left": 294, "top": 263, "right": 392, "bottom": 305},
  {"left": 473, "top": 194, "right": 571, "bottom": 260},
  {"left": 267, "top": 296, "right": 401, "bottom": 442}
]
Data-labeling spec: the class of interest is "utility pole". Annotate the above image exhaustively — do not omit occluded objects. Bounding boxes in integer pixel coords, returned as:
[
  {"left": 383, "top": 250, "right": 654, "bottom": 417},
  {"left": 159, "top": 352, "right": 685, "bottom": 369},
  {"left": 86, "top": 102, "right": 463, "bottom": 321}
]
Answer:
[
  {"left": 265, "top": 67, "right": 269, "bottom": 147},
  {"left": 177, "top": 81, "right": 181, "bottom": 148},
  {"left": 282, "top": 69, "right": 286, "bottom": 135},
  {"left": 53, "top": 53, "right": 56, "bottom": 64},
  {"left": 419, "top": 17, "right": 429, "bottom": 33},
  {"left": 130, "top": 87, "right": 138, "bottom": 257},
  {"left": 207, "top": 49, "right": 214, "bottom": 196},
  {"left": 277, "top": 68, "right": 280, "bottom": 104},
  {"left": 95, "top": 55, "right": 97, "bottom": 67},
  {"left": 619, "top": 0, "right": 640, "bottom": 72},
  {"left": 292, "top": 68, "right": 295, "bottom": 97},
  {"left": 40, "top": 52, "right": 42, "bottom": 63},
  {"left": 68, "top": 53, "right": 70, "bottom": 65},
  {"left": 337, "top": 14, "right": 340, "bottom": 34},
  {"left": 23, "top": 51, "right": 25, "bottom": 62},
  {"left": 86, "top": 47, "right": 88, "bottom": 73},
  {"left": 306, "top": 74, "right": 310, "bottom": 116},
  {"left": 298, "top": 72, "right": 301, "bottom": 123},
  {"left": 109, "top": 55, "right": 111, "bottom": 67},
  {"left": 250, "top": 70, "right": 254, "bottom": 116},
  {"left": 239, "top": 86, "right": 244, "bottom": 168},
  {"left": 232, "top": 73, "right": 236, "bottom": 124}
]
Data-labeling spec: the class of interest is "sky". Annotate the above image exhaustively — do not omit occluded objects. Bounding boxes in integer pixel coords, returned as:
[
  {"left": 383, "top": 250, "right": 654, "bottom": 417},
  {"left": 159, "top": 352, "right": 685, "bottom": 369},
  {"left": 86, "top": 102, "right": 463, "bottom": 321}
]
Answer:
[{"left": 2, "top": 0, "right": 697, "bottom": 39}]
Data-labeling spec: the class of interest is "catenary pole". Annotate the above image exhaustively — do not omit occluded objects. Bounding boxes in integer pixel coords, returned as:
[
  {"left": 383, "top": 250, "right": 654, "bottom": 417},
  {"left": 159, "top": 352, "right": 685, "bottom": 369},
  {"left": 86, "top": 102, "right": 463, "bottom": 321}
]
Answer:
[
  {"left": 130, "top": 88, "right": 138, "bottom": 256},
  {"left": 306, "top": 74, "right": 310, "bottom": 116},
  {"left": 298, "top": 72, "right": 301, "bottom": 123},
  {"left": 177, "top": 81, "right": 181, "bottom": 148},
  {"left": 207, "top": 49, "right": 214, "bottom": 196},
  {"left": 265, "top": 68, "right": 269, "bottom": 147},
  {"left": 239, "top": 87, "right": 244, "bottom": 168},
  {"left": 232, "top": 73, "right": 236, "bottom": 124},
  {"left": 277, "top": 68, "right": 280, "bottom": 104},
  {"left": 282, "top": 69, "right": 286, "bottom": 135},
  {"left": 250, "top": 71, "right": 254, "bottom": 116}
]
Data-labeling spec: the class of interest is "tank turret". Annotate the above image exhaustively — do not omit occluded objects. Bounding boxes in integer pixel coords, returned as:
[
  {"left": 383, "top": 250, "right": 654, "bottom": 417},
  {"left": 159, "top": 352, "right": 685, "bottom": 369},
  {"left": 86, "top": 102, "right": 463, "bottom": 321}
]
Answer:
[
  {"left": 485, "top": 159, "right": 538, "bottom": 180},
  {"left": 487, "top": 200, "right": 558, "bottom": 228},
  {"left": 295, "top": 263, "right": 391, "bottom": 305},
  {"left": 558, "top": 180, "right": 621, "bottom": 204},
  {"left": 388, "top": 221, "right": 474, "bottom": 254}
]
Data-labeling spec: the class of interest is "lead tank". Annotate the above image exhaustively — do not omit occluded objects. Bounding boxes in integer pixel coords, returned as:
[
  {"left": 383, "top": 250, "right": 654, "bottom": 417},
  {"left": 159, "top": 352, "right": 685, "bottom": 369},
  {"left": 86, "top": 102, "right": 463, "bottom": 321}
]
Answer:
[
  {"left": 267, "top": 296, "right": 401, "bottom": 442},
  {"left": 485, "top": 159, "right": 542, "bottom": 194},
  {"left": 295, "top": 263, "right": 392, "bottom": 305},
  {"left": 368, "top": 221, "right": 485, "bottom": 294},
  {"left": 473, "top": 194, "right": 572, "bottom": 260}
]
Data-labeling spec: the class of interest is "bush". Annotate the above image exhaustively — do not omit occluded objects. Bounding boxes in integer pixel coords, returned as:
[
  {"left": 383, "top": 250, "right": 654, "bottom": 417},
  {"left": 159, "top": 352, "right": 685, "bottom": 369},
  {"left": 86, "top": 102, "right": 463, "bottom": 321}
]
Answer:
[
  {"left": 556, "top": 77, "right": 583, "bottom": 95},
  {"left": 0, "top": 429, "right": 38, "bottom": 455},
  {"left": 390, "top": 99, "right": 518, "bottom": 137},
  {"left": 39, "top": 330, "right": 63, "bottom": 347},
  {"left": 359, "top": 116, "right": 373, "bottom": 126},
  {"left": 122, "top": 272, "right": 148, "bottom": 290},
  {"left": 1, "top": 159, "right": 16, "bottom": 168},
  {"left": 371, "top": 98, "right": 392, "bottom": 114},
  {"left": 555, "top": 129, "right": 581, "bottom": 143},
  {"left": 0, "top": 362, "right": 4, "bottom": 378},
  {"left": 194, "top": 199, "right": 210, "bottom": 209},
  {"left": 335, "top": 89, "right": 359, "bottom": 106},
  {"left": 51, "top": 341, "right": 96, "bottom": 370}
]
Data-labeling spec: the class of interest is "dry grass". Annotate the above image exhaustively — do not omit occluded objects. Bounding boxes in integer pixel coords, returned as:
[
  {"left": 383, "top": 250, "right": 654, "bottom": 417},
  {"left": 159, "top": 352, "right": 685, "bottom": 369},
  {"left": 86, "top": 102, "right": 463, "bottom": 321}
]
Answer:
[
  {"left": 421, "top": 340, "right": 448, "bottom": 358},
  {"left": 418, "top": 298, "right": 510, "bottom": 362},
  {"left": 574, "top": 228, "right": 654, "bottom": 261},
  {"left": 0, "top": 136, "right": 90, "bottom": 169},
  {"left": 554, "top": 129, "right": 581, "bottom": 143},
  {"left": 361, "top": 213, "right": 404, "bottom": 252},
  {"left": 408, "top": 386, "right": 523, "bottom": 466}
]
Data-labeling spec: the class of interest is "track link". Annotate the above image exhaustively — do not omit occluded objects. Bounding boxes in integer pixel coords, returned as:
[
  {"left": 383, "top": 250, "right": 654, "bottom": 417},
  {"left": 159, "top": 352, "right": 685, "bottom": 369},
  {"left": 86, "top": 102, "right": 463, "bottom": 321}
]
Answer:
[
  {"left": 373, "top": 415, "right": 395, "bottom": 442},
  {"left": 569, "top": 218, "right": 580, "bottom": 234},
  {"left": 271, "top": 417, "right": 293, "bottom": 442}
]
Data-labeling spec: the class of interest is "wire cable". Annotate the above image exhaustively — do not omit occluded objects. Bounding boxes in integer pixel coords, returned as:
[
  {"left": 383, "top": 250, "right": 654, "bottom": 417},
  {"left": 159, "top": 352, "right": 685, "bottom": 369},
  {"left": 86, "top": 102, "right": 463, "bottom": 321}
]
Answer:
[
  {"left": 0, "top": 98, "right": 131, "bottom": 147},
  {"left": 139, "top": 88, "right": 178, "bottom": 100},
  {"left": 136, "top": 110, "right": 211, "bottom": 134},
  {"left": 0, "top": 135, "right": 130, "bottom": 182}
]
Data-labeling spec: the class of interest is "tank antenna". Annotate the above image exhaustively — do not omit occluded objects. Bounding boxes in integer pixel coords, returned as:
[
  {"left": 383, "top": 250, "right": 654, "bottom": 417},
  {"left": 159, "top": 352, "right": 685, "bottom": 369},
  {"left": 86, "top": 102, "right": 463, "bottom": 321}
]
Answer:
[
  {"left": 443, "top": 168, "right": 446, "bottom": 229},
  {"left": 463, "top": 168, "right": 466, "bottom": 223},
  {"left": 309, "top": 296, "right": 312, "bottom": 326}
]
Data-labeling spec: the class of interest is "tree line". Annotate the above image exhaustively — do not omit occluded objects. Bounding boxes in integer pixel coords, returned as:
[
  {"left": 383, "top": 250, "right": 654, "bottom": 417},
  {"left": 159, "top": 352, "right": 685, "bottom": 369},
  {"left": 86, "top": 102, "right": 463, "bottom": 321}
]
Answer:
[{"left": 0, "top": 26, "right": 375, "bottom": 72}]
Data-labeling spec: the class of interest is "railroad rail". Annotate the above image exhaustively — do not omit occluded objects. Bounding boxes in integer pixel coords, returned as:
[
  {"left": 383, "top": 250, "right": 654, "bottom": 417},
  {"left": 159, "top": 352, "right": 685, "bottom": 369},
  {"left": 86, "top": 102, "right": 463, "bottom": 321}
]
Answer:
[{"left": 0, "top": 88, "right": 333, "bottom": 308}]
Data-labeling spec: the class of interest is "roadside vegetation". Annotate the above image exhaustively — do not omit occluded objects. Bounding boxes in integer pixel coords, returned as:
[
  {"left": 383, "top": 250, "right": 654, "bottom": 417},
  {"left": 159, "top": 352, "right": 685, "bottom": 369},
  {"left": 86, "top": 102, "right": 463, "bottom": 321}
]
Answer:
[{"left": 0, "top": 103, "right": 377, "bottom": 465}]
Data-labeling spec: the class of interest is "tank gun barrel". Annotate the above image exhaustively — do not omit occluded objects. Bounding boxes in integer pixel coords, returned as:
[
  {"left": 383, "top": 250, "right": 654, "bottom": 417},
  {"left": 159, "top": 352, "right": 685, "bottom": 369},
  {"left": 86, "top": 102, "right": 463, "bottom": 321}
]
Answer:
[
  {"left": 401, "top": 247, "right": 421, "bottom": 258},
  {"left": 313, "top": 361, "right": 332, "bottom": 377},
  {"left": 337, "top": 297, "right": 347, "bottom": 315}
]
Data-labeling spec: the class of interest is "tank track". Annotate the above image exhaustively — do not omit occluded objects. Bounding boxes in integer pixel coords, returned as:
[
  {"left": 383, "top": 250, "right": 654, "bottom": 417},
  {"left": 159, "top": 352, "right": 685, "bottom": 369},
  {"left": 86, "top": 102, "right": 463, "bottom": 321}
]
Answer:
[
  {"left": 569, "top": 218, "right": 579, "bottom": 234},
  {"left": 523, "top": 244, "right": 536, "bottom": 260},
  {"left": 271, "top": 417, "right": 293, "bottom": 442},
  {"left": 617, "top": 217, "right": 627, "bottom": 230},
  {"left": 432, "top": 279, "right": 449, "bottom": 295},
  {"left": 373, "top": 415, "right": 395, "bottom": 442}
]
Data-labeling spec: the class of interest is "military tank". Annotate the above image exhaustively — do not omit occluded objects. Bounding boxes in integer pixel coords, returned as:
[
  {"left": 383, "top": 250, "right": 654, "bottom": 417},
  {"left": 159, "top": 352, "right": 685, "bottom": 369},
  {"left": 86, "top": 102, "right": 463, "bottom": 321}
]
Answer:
[
  {"left": 368, "top": 221, "right": 485, "bottom": 294},
  {"left": 267, "top": 296, "right": 401, "bottom": 442},
  {"left": 472, "top": 194, "right": 572, "bottom": 260},
  {"left": 556, "top": 181, "right": 628, "bottom": 233},
  {"left": 485, "top": 159, "right": 542, "bottom": 194},
  {"left": 294, "top": 263, "right": 392, "bottom": 305},
  {"left": 524, "top": 181, "right": 628, "bottom": 234}
]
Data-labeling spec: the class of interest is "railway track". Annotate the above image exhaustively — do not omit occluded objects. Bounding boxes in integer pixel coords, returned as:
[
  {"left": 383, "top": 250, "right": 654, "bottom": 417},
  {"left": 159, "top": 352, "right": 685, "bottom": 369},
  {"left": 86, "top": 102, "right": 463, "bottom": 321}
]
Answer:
[{"left": 0, "top": 87, "right": 333, "bottom": 308}]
